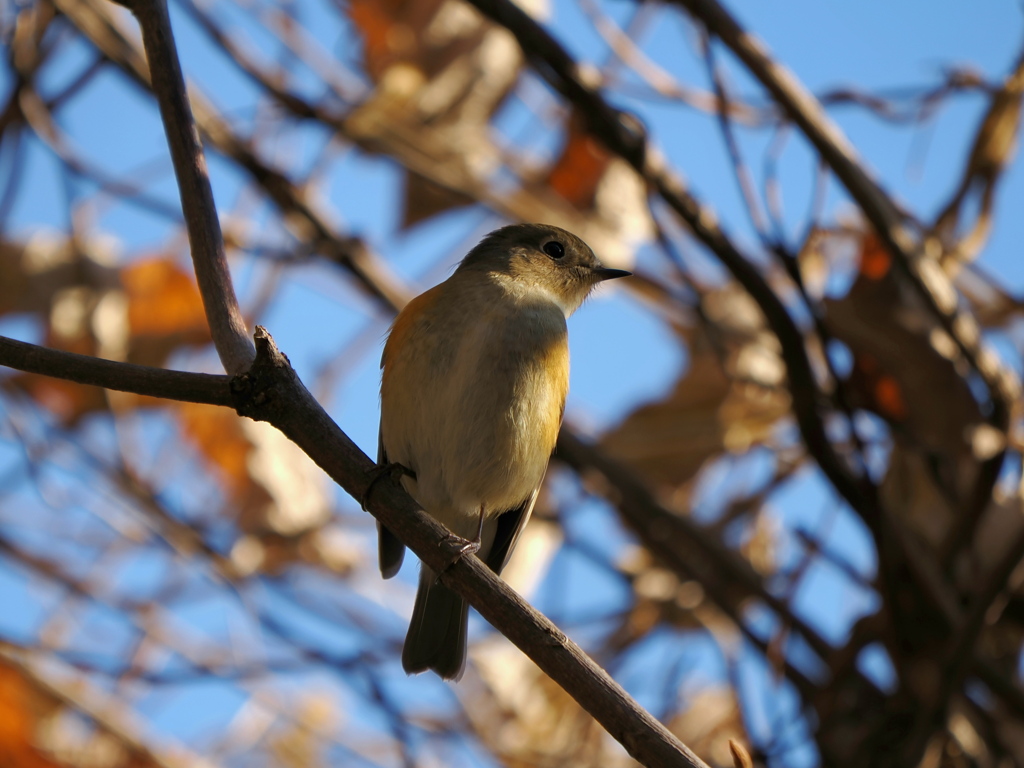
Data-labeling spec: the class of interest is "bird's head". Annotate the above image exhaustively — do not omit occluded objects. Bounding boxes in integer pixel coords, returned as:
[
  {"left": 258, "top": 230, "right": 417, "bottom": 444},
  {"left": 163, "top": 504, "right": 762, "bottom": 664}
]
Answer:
[{"left": 459, "top": 223, "right": 631, "bottom": 316}]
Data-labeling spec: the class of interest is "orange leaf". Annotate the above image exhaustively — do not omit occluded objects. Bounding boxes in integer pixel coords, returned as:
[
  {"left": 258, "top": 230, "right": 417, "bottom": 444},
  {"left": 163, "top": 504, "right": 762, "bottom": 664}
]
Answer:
[
  {"left": 177, "top": 402, "right": 254, "bottom": 498},
  {"left": 122, "top": 258, "right": 208, "bottom": 339},
  {"left": 852, "top": 353, "right": 908, "bottom": 422},
  {"left": 0, "top": 662, "right": 62, "bottom": 768},
  {"left": 347, "top": 0, "right": 443, "bottom": 82},
  {"left": 874, "top": 375, "right": 908, "bottom": 422},
  {"left": 859, "top": 232, "right": 891, "bottom": 281},
  {"left": 547, "top": 114, "right": 611, "bottom": 210},
  {"left": 348, "top": 0, "right": 398, "bottom": 80}
]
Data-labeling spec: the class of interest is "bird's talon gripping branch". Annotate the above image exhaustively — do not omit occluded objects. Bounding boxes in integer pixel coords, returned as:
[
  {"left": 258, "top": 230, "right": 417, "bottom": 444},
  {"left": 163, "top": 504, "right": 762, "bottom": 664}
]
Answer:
[
  {"left": 438, "top": 505, "right": 485, "bottom": 571},
  {"left": 434, "top": 532, "right": 482, "bottom": 576},
  {"left": 361, "top": 462, "right": 415, "bottom": 511},
  {"left": 452, "top": 535, "right": 481, "bottom": 560}
]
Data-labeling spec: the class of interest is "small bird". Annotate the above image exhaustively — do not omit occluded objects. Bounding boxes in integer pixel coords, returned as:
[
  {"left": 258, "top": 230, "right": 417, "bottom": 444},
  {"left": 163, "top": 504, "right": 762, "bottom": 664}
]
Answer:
[{"left": 377, "top": 223, "right": 630, "bottom": 679}]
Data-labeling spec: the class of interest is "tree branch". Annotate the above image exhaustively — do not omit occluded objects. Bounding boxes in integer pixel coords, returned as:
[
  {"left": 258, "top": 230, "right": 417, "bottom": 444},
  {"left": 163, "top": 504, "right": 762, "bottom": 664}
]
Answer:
[
  {"left": 111, "top": 0, "right": 254, "bottom": 373},
  {"left": 0, "top": 335, "right": 233, "bottom": 406},
  {"left": 0, "top": 325, "right": 712, "bottom": 766},
  {"left": 230, "top": 327, "right": 711, "bottom": 768}
]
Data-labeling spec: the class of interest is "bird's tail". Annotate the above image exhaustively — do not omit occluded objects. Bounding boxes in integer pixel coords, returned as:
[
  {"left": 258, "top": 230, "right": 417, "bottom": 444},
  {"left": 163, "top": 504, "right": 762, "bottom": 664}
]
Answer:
[{"left": 402, "top": 566, "right": 469, "bottom": 680}]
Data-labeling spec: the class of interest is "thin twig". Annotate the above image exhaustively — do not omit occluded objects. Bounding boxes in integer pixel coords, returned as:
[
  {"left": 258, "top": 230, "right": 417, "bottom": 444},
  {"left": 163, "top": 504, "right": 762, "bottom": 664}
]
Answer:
[
  {"left": 700, "top": 32, "right": 769, "bottom": 238},
  {"left": 0, "top": 334, "right": 233, "bottom": 406},
  {"left": 111, "top": 0, "right": 254, "bottom": 373}
]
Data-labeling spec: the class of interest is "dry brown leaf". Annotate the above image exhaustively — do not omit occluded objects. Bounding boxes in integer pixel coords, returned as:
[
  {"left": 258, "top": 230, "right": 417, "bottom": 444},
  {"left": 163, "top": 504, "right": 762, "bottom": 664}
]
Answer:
[
  {"left": 824, "top": 233, "right": 981, "bottom": 459},
  {"left": 401, "top": 171, "right": 475, "bottom": 229},
  {"left": 849, "top": 352, "right": 908, "bottom": 423},
  {"left": 669, "top": 688, "right": 745, "bottom": 767},
  {"left": 0, "top": 662, "right": 62, "bottom": 768},
  {"left": 177, "top": 402, "right": 254, "bottom": 498},
  {"left": 602, "top": 345, "right": 731, "bottom": 489},
  {"left": 823, "top": 233, "right": 1024, "bottom": 688},
  {"left": 826, "top": 230, "right": 986, "bottom": 555},
  {"left": 0, "top": 240, "right": 41, "bottom": 317},
  {"left": 122, "top": 257, "right": 210, "bottom": 368},
  {"left": 933, "top": 51, "right": 1024, "bottom": 264},
  {"left": 122, "top": 258, "right": 208, "bottom": 340},
  {"left": 348, "top": 0, "right": 419, "bottom": 82},
  {"left": 0, "top": 236, "right": 119, "bottom": 319},
  {"left": 2, "top": 245, "right": 211, "bottom": 423},
  {"left": 538, "top": 110, "right": 654, "bottom": 266},
  {"left": 345, "top": 3, "right": 653, "bottom": 256},
  {"left": 730, "top": 739, "right": 754, "bottom": 768},
  {"left": 602, "top": 308, "right": 788, "bottom": 491},
  {"left": 346, "top": 0, "right": 525, "bottom": 227},
  {"left": 0, "top": 235, "right": 123, "bottom": 422},
  {"left": 349, "top": 0, "right": 448, "bottom": 84},
  {"left": 177, "top": 407, "right": 332, "bottom": 573},
  {"left": 547, "top": 111, "right": 613, "bottom": 210}
]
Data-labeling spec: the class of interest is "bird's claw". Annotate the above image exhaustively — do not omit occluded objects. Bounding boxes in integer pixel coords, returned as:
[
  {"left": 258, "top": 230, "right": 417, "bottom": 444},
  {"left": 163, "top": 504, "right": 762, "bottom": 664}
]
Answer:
[
  {"left": 454, "top": 536, "right": 481, "bottom": 558},
  {"left": 361, "top": 462, "right": 415, "bottom": 511},
  {"left": 437, "top": 532, "right": 481, "bottom": 573}
]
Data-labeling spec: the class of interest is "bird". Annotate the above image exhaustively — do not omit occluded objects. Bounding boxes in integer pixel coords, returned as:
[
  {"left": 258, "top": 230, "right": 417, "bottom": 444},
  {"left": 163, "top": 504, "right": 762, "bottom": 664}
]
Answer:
[{"left": 377, "top": 222, "right": 630, "bottom": 679}]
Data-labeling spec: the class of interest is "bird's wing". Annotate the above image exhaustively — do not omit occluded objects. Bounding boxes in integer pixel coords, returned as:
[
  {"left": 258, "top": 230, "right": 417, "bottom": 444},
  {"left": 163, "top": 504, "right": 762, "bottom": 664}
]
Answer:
[
  {"left": 484, "top": 484, "right": 542, "bottom": 575},
  {"left": 377, "top": 424, "right": 406, "bottom": 579}
]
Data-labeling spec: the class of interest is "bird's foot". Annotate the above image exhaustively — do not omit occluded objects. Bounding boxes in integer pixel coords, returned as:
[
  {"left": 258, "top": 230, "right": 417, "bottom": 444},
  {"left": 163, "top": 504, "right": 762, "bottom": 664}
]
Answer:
[
  {"left": 453, "top": 534, "right": 481, "bottom": 558},
  {"left": 361, "top": 462, "right": 415, "bottom": 511},
  {"left": 437, "top": 532, "right": 482, "bottom": 574}
]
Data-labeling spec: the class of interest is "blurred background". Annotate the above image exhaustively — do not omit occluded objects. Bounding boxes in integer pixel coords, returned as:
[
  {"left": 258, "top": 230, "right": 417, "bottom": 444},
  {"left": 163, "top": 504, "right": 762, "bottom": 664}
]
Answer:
[{"left": 1, "top": 0, "right": 1023, "bottom": 765}]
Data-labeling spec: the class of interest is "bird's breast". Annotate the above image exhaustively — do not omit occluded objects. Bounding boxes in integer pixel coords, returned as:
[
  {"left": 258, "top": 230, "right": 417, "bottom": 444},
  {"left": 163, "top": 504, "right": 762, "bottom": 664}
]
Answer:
[{"left": 380, "top": 285, "right": 569, "bottom": 521}]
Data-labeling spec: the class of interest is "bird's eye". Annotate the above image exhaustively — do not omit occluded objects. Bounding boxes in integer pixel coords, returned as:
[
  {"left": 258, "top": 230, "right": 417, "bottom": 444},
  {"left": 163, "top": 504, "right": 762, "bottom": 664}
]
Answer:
[{"left": 542, "top": 241, "right": 565, "bottom": 259}]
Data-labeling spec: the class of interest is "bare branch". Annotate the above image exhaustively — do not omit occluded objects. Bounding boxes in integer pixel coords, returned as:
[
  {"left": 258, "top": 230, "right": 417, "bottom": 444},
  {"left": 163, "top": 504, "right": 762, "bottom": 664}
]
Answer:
[
  {"left": 233, "top": 327, "right": 711, "bottom": 768},
  {"left": 12, "top": 0, "right": 1023, "bottom": 763},
  {"left": 110, "top": 0, "right": 254, "bottom": 373},
  {"left": 932, "top": 49, "right": 1024, "bottom": 263},
  {"left": 0, "top": 323, "right": 718, "bottom": 767},
  {"left": 0, "top": 334, "right": 233, "bottom": 406},
  {"left": 700, "top": 33, "right": 769, "bottom": 238}
]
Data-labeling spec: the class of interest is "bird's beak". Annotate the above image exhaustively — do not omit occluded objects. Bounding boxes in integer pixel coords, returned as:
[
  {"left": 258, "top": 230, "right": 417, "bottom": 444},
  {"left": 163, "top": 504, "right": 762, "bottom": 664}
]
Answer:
[{"left": 592, "top": 266, "right": 632, "bottom": 281}]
